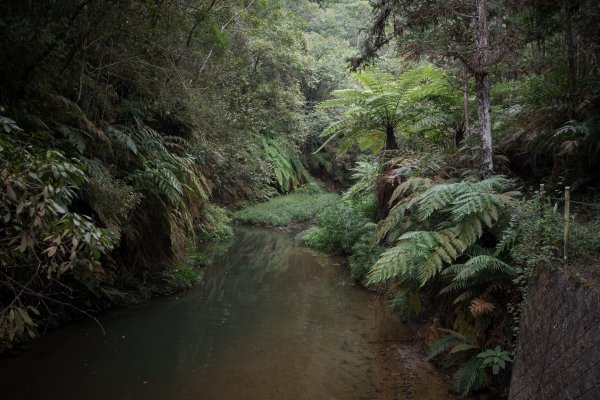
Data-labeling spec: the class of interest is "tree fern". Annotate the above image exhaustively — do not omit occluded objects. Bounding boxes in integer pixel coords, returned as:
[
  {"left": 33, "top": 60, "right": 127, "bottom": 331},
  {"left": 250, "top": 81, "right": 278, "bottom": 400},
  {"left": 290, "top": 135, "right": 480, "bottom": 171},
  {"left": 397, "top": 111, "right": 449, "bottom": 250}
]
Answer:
[
  {"left": 370, "top": 176, "right": 519, "bottom": 286},
  {"left": 315, "top": 64, "right": 456, "bottom": 154}
]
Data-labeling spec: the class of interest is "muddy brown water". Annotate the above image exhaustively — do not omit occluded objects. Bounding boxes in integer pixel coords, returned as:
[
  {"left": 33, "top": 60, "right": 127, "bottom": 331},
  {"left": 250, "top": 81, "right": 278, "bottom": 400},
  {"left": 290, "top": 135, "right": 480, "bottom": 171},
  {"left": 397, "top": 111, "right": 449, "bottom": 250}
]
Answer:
[{"left": 0, "top": 226, "right": 455, "bottom": 400}]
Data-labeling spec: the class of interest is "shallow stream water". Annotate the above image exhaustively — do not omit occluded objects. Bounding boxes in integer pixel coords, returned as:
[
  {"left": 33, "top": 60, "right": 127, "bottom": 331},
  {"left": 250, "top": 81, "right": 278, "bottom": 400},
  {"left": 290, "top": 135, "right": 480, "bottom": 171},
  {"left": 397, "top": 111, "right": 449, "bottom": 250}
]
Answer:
[{"left": 0, "top": 226, "right": 454, "bottom": 400}]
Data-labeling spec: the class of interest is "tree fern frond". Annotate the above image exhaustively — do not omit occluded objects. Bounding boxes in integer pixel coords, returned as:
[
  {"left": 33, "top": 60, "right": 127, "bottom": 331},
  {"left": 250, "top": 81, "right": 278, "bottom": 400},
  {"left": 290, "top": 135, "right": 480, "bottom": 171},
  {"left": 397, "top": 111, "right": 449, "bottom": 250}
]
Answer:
[
  {"left": 451, "top": 214, "right": 484, "bottom": 247},
  {"left": 367, "top": 241, "right": 415, "bottom": 284},
  {"left": 417, "top": 182, "right": 458, "bottom": 220},
  {"left": 469, "top": 297, "right": 495, "bottom": 316},
  {"left": 369, "top": 230, "right": 465, "bottom": 286},
  {"left": 375, "top": 202, "right": 408, "bottom": 243},
  {"left": 455, "top": 255, "right": 514, "bottom": 281},
  {"left": 389, "top": 177, "right": 433, "bottom": 204}
]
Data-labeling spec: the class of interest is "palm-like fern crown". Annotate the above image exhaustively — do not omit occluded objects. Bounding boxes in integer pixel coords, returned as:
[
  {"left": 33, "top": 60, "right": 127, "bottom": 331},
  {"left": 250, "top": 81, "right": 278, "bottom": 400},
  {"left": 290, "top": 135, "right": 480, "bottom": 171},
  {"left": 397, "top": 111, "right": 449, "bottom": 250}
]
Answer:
[
  {"left": 315, "top": 65, "right": 456, "bottom": 154},
  {"left": 368, "top": 176, "right": 520, "bottom": 287}
]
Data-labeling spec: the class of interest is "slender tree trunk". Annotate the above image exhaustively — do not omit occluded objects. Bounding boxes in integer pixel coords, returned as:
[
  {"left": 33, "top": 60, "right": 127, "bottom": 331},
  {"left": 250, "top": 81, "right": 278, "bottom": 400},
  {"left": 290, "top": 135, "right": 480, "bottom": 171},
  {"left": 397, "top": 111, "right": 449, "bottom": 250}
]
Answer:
[
  {"left": 463, "top": 66, "right": 470, "bottom": 137},
  {"left": 385, "top": 125, "right": 398, "bottom": 150},
  {"left": 476, "top": 0, "right": 494, "bottom": 176},
  {"left": 475, "top": 72, "right": 493, "bottom": 175},
  {"left": 563, "top": 0, "right": 577, "bottom": 95}
]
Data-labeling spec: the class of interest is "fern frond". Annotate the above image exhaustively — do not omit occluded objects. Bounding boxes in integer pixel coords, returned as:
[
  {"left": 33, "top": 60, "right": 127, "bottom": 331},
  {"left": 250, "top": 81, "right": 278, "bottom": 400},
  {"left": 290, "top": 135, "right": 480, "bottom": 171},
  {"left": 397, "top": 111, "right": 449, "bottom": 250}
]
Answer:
[
  {"left": 469, "top": 297, "right": 495, "bottom": 316},
  {"left": 427, "top": 334, "right": 465, "bottom": 361},
  {"left": 455, "top": 255, "right": 514, "bottom": 281},
  {"left": 107, "top": 126, "right": 138, "bottom": 155},
  {"left": 440, "top": 255, "right": 514, "bottom": 301},
  {"left": 417, "top": 182, "right": 458, "bottom": 220},
  {"left": 369, "top": 230, "right": 464, "bottom": 286},
  {"left": 453, "top": 357, "right": 487, "bottom": 395},
  {"left": 367, "top": 241, "right": 415, "bottom": 284},
  {"left": 375, "top": 202, "right": 408, "bottom": 243},
  {"left": 389, "top": 177, "right": 433, "bottom": 204}
]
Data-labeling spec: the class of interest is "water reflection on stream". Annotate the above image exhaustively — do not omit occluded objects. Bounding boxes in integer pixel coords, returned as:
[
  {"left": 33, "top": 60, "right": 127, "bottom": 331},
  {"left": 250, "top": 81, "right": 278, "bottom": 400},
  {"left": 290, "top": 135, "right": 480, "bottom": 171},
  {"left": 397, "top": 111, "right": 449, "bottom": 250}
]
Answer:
[{"left": 0, "top": 226, "right": 451, "bottom": 400}]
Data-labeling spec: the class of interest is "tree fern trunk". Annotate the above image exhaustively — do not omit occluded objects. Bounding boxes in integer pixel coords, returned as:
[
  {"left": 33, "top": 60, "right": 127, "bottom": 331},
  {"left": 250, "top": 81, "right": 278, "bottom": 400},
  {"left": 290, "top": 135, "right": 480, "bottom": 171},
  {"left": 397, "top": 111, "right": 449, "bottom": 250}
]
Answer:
[{"left": 385, "top": 126, "right": 398, "bottom": 150}]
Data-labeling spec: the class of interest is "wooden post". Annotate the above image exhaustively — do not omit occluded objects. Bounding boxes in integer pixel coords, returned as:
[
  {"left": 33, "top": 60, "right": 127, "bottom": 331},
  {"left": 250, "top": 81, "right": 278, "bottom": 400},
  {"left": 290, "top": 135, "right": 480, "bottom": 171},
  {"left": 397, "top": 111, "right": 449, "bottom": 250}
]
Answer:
[
  {"left": 539, "top": 184, "right": 545, "bottom": 209},
  {"left": 564, "top": 186, "right": 570, "bottom": 262}
]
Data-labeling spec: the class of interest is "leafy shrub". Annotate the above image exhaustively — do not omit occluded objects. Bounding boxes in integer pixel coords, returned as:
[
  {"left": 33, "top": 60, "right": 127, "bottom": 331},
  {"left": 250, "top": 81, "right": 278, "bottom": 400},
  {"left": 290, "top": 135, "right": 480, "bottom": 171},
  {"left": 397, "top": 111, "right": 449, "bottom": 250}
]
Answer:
[
  {"left": 301, "top": 193, "right": 380, "bottom": 281},
  {"left": 301, "top": 226, "right": 332, "bottom": 251},
  {"left": 0, "top": 130, "right": 116, "bottom": 349},
  {"left": 197, "top": 205, "right": 234, "bottom": 242},
  {"left": 302, "top": 195, "right": 375, "bottom": 253},
  {"left": 506, "top": 199, "right": 600, "bottom": 278}
]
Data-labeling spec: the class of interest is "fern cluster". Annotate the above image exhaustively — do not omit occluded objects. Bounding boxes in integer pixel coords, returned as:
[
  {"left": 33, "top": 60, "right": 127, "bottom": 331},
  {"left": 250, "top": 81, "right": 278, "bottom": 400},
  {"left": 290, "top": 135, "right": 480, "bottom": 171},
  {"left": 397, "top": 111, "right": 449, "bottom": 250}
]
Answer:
[
  {"left": 262, "top": 136, "right": 310, "bottom": 193},
  {"left": 359, "top": 174, "right": 522, "bottom": 395},
  {"left": 369, "top": 176, "right": 519, "bottom": 286}
]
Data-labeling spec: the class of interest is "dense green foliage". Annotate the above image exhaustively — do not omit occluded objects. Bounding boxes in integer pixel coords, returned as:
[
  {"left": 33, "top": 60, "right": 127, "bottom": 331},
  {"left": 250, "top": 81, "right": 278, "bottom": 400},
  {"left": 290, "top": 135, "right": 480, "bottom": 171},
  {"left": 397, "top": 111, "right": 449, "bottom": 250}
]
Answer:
[
  {"left": 317, "top": 65, "right": 459, "bottom": 153},
  {"left": 0, "top": 0, "right": 369, "bottom": 350},
  {"left": 301, "top": 161, "right": 382, "bottom": 281},
  {"left": 234, "top": 184, "right": 338, "bottom": 227},
  {"left": 302, "top": 1, "right": 600, "bottom": 394},
  {"left": 1, "top": 0, "right": 599, "bottom": 397}
]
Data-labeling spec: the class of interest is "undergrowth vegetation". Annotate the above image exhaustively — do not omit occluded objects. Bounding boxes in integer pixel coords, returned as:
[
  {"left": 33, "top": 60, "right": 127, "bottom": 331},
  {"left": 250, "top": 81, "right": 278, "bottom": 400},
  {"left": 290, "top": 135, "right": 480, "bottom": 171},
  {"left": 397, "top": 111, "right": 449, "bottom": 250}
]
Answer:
[
  {"left": 302, "top": 60, "right": 600, "bottom": 396},
  {"left": 234, "top": 183, "right": 338, "bottom": 227},
  {"left": 304, "top": 151, "right": 600, "bottom": 395}
]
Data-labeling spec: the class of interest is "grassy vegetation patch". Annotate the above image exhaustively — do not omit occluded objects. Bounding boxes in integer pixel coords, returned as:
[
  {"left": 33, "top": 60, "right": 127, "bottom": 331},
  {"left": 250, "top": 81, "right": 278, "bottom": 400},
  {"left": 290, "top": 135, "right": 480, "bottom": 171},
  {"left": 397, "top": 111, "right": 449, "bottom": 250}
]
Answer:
[{"left": 233, "top": 184, "right": 339, "bottom": 226}]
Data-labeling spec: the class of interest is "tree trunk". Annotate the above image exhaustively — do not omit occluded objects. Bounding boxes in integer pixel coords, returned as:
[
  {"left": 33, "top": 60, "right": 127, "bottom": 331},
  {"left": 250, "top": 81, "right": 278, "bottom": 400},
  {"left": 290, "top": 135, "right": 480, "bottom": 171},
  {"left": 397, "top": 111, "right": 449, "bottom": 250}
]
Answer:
[
  {"left": 463, "top": 66, "right": 470, "bottom": 137},
  {"left": 385, "top": 126, "right": 398, "bottom": 150},
  {"left": 563, "top": 0, "right": 577, "bottom": 94},
  {"left": 476, "top": 72, "right": 493, "bottom": 175},
  {"left": 476, "top": 0, "right": 494, "bottom": 176}
]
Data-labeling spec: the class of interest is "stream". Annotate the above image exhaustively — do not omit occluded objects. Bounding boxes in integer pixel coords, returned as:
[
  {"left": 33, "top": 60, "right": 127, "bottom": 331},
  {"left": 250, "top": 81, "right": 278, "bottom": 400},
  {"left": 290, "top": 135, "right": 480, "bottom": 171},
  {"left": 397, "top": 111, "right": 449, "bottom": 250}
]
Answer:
[{"left": 0, "top": 226, "right": 455, "bottom": 399}]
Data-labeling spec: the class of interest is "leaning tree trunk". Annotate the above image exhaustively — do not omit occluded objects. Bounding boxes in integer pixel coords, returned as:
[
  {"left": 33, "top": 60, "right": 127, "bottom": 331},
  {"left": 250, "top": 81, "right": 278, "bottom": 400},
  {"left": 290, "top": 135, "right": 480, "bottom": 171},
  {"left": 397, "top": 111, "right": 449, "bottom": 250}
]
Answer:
[{"left": 476, "top": 0, "right": 494, "bottom": 176}]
